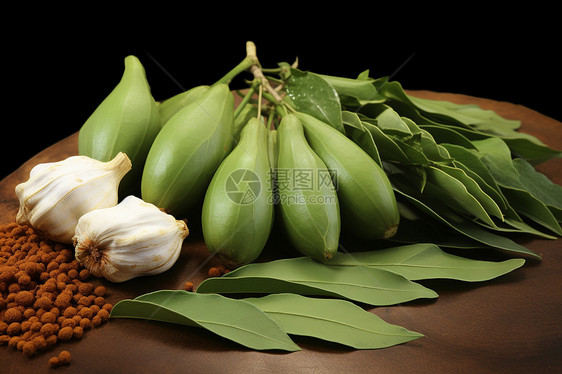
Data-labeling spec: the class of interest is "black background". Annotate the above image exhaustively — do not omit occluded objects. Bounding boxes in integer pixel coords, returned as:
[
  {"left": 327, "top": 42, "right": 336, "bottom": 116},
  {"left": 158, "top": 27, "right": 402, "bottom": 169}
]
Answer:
[{"left": 3, "top": 17, "right": 560, "bottom": 180}]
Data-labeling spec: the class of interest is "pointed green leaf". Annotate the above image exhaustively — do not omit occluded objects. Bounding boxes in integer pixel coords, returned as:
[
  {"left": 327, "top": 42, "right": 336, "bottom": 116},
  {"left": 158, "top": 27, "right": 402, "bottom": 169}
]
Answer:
[
  {"left": 388, "top": 182, "right": 540, "bottom": 258},
  {"left": 345, "top": 123, "right": 382, "bottom": 166},
  {"left": 284, "top": 68, "right": 344, "bottom": 133},
  {"left": 512, "top": 158, "right": 562, "bottom": 213},
  {"left": 110, "top": 290, "right": 301, "bottom": 352},
  {"left": 423, "top": 166, "right": 497, "bottom": 227},
  {"left": 362, "top": 120, "right": 412, "bottom": 164},
  {"left": 318, "top": 73, "right": 386, "bottom": 107},
  {"left": 196, "top": 257, "right": 438, "bottom": 306},
  {"left": 327, "top": 243, "right": 525, "bottom": 282},
  {"left": 245, "top": 294, "right": 423, "bottom": 349},
  {"left": 438, "top": 164, "right": 504, "bottom": 221}
]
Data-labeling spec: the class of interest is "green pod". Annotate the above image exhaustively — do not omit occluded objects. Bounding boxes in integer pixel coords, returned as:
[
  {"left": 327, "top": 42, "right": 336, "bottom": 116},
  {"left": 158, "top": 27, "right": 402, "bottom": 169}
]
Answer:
[
  {"left": 141, "top": 83, "right": 234, "bottom": 218},
  {"left": 201, "top": 117, "right": 274, "bottom": 268},
  {"left": 78, "top": 55, "right": 161, "bottom": 197},
  {"left": 276, "top": 114, "right": 340, "bottom": 261},
  {"left": 294, "top": 111, "right": 400, "bottom": 240},
  {"left": 158, "top": 85, "right": 210, "bottom": 127}
]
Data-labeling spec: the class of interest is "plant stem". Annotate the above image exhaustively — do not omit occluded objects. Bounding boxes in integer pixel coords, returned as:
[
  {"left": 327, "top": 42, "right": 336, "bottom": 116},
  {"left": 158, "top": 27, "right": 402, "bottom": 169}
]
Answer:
[
  {"left": 234, "top": 82, "right": 258, "bottom": 119},
  {"left": 214, "top": 41, "right": 260, "bottom": 85}
]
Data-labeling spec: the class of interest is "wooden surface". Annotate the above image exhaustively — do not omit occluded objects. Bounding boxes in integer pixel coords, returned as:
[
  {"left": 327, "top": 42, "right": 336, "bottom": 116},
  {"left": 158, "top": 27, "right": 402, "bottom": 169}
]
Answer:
[{"left": 1, "top": 91, "right": 561, "bottom": 373}]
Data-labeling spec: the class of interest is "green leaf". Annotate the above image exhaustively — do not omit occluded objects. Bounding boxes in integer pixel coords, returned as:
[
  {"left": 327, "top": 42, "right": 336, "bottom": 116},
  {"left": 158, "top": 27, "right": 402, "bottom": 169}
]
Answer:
[
  {"left": 341, "top": 110, "right": 364, "bottom": 130},
  {"left": 196, "top": 257, "right": 438, "bottom": 306},
  {"left": 441, "top": 143, "right": 508, "bottom": 209},
  {"left": 361, "top": 120, "right": 412, "bottom": 164},
  {"left": 363, "top": 103, "right": 414, "bottom": 137},
  {"left": 512, "top": 158, "right": 562, "bottom": 214},
  {"left": 419, "top": 124, "right": 478, "bottom": 150},
  {"left": 421, "top": 166, "right": 497, "bottom": 227},
  {"left": 408, "top": 95, "right": 521, "bottom": 132},
  {"left": 318, "top": 73, "right": 386, "bottom": 107},
  {"left": 390, "top": 210, "right": 488, "bottom": 249},
  {"left": 284, "top": 68, "right": 344, "bottom": 133},
  {"left": 473, "top": 138, "right": 562, "bottom": 235},
  {"left": 345, "top": 122, "right": 382, "bottom": 166},
  {"left": 327, "top": 243, "right": 525, "bottom": 282},
  {"left": 437, "top": 164, "right": 504, "bottom": 221},
  {"left": 245, "top": 294, "right": 423, "bottom": 349},
  {"left": 386, "top": 175, "right": 540, "bottom": 258},
  {"left": 380, "top": 80, "right": 562, "bottom": 162},
  {"left": 110, "top": 290, "right": 301, "bottom": 352}
]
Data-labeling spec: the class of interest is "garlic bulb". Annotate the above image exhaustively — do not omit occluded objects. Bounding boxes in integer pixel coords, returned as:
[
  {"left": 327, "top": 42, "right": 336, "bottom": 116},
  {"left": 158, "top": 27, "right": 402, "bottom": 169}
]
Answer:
[
  {"left": 15, "top": 152, "right": 132, "bottom": 244},
  {"left": 72, "top": 195, "right": 189, "bottom": 283}
]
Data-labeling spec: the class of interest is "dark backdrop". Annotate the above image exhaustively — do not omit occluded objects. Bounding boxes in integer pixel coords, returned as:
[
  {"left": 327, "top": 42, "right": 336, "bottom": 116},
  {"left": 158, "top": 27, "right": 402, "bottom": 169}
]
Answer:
[{"left": 4, "top": 28, "right": 560, "bottom": 180}]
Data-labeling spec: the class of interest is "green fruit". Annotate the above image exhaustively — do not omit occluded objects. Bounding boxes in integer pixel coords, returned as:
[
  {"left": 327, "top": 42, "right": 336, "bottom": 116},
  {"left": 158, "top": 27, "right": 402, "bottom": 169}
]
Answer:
[
  {"left": 201, "top": 117, "right": 274, "bottom": 268},
  {"left": 276, "top": 114, "right": 340, "bottom": 261},
  {"left": 141, "top": 83, "right": 234, "bottom": 217},
  {"left": 78, "top": 55, "right": 161, "bottom": 197},
  {"left": 158, "top": 85, "right": 210, "bottom": 127},
  {"left": 294, "top": 111, "right": 400, "bottom": 240}
]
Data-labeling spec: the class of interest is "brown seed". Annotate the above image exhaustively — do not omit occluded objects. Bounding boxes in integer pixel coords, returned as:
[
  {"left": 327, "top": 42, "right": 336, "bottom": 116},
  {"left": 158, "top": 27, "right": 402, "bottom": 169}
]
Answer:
[
  {"left": 58, "top": 350, "right": 71, "bottom": 365},
  {"left": 93, "top": 286, "right": 106, "bottom": 297},
  {"left": 46, "top": 334, "right": 57, "bottom": 347},
  {"left": 183, "top": 281, "right": 194, "bottom": 292},
  {"left": 94, "top": 296, "right": 106, "bottom": 307},
  {"left": 63, "top": 306, "right": 77, "bottom": 318},
  {"left": 97, "top": 309, "right": 110, "bottom": 322},
  {"left": 14, "top": 290, "right": 35, "bottom": 307},
  {"left": 48, "top": 356, "right": 60, "bottom": 368},
  {"left": 23, "top": 308, "right": 35, "bottom": 319},
  {"left": 40, "top": 311, "right": 56, "bottom": 324},
  {"left": 208, "top": 267, "right": 221, "bottom": 277},
  {"left": 78, "top": 307, "right": 93, "bottom": 320},
  {"left": 20, "top": 321, "right": 32, "bottom": 332},
  {"left": 4, "top": 308, "right": 23, "bottom": 323},
  {"left": 30, "top": 321, "right": 42, "bottom": 332},
  {"left": 72, "top": 326, "right": 83, "bottom": 339},
  {"left": 40, "top": 323, "right": 55, "bottom": 337},
  {"left": 16, "top": 339, "right": 26, "bottom": 351},
  {"left": 34, "top": 296, "right": 52, "bottom": 310},
  {"left": 7, "top": 322, "right": 22, "bottom": 336},
  {"left": 61, "top": 319, "right": 76, "bottom": 329},
  {"left": 22, "top": 340, "right": 36, "bottom": 356},
  {"left": 33, "top": 335, "right": 47, "bottom": 351},
  {"left": 8, "top": 336, "right": 21, "bottom": 349},
  {"left": 79, "top": 269, "right": 90, "bottom": 281},
  {"left": 91, "top": 315, "right": 102, "bottom": 327},
  {"left": 79, "top": 318, "right": 91, "bottom": 329},
  {"left": 57, "top": 326, "right": 73, "bottom": 341},
  {"left": 78, "top": 282, "right": 94, "bottom": 296}
]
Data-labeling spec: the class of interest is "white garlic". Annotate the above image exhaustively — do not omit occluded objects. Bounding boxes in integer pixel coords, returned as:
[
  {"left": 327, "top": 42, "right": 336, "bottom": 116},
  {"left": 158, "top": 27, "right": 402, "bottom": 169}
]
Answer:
[
  {"left": 15, "top": 152, "right": 132, "bottom": 244},
  {"left": 72, "top": 195, "right": 189, "bottom": 283}
]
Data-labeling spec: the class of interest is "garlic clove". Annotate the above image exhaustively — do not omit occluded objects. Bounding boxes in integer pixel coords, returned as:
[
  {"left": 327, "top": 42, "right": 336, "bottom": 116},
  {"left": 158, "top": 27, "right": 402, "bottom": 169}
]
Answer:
[
  {"left": 15, "top": 152, "right": 132, "bottom": 244},
  {"left": 73, "top": 195, "right": 189, "bottom": 283}
]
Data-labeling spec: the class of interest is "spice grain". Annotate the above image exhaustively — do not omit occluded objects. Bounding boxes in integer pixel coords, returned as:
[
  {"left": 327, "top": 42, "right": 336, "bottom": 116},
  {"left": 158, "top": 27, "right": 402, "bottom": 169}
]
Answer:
[{"left": 0, "top": 222, "right": 114, "bottom": 362}]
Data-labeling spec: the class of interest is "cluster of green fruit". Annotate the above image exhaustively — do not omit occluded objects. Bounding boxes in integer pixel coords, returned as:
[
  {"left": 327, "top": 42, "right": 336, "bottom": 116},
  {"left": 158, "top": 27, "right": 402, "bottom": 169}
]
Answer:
[
  {"left": 77, "top": 45, "right": 400, "bottom": 269},
  {"left": 77, "top": 41, "right": 562, "bottom": 271}
]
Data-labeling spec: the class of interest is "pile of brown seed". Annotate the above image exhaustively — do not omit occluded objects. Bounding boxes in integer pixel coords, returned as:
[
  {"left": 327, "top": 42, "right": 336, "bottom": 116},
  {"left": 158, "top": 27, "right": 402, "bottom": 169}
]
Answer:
[{"left": 0, "top": 221, "right": 113, "bottom": 363}]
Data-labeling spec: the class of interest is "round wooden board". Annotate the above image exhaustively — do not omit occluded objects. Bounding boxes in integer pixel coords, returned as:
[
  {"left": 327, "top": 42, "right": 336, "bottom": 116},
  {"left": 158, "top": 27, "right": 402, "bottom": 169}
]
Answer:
[{"left": 1, "top": 91, "right": 561, "bottom": 374}]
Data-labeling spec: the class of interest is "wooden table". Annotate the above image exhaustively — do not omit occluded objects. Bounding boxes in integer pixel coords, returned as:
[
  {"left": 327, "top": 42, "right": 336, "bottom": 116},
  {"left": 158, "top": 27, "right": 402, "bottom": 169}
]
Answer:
[{"left": 1, "top": 91, "right": 561, "bottom": 373}]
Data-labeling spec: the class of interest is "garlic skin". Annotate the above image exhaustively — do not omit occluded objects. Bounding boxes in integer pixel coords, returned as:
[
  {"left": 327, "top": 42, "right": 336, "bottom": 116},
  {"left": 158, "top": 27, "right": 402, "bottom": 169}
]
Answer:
[
  {"left": 15, "top": 152, "right": 132, "bottom": 244},
  {"left": 72, "top": 195, "right": 189, "bottom": 283}
]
